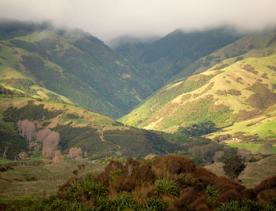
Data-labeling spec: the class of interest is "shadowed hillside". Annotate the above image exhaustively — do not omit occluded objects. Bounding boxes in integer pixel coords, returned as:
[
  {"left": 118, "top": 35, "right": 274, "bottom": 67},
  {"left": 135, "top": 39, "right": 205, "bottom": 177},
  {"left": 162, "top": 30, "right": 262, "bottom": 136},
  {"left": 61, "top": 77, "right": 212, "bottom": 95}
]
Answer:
[{"left": 113, "top": 28, "right": 241, "bottom": 90}]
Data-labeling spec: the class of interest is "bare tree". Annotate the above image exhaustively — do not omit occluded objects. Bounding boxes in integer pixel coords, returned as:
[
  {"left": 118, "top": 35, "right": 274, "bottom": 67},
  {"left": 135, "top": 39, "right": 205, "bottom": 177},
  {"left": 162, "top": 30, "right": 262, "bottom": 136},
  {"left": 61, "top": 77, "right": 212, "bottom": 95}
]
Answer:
[
  {"left": 17, "top": 119, "right": 36, "bottom": 142},
  {"left": 36, "top": 128, "right": 52, "bottom": 142},
  {"left": 2, "top": 146, "right": 8, "bottom": 159},
  {"left": 42, "top": 131, "right": 60, "bottom": 159},
  {"left": 52, "top": 150, "right": 63, "bottom": 164}
]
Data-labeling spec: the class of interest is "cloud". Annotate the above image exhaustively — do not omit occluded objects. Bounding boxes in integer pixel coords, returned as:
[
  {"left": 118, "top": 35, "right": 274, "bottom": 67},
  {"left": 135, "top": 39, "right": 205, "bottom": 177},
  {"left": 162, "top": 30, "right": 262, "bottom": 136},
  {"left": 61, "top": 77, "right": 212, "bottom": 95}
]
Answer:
[{"left": 0, "top": 0, "right": 276, "bottom": 41}]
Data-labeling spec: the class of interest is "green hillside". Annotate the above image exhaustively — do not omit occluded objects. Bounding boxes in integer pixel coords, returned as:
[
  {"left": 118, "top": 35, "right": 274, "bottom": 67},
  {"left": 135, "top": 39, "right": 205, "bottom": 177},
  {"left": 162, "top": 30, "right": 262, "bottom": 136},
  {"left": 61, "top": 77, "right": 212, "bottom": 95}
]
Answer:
[
  {"left": 175, "top": 30, "right": 276, "bottom": 79},
  {"left": 120, "top": 32, "right": 276, "bottom": 142},
  {"left": 0, "top": 64, "right": 176, "bottom": 159},
  {"left": 0, "top": 97, "right": 177, "bottom": 160},
  {"left": 0, "top": 21, "right": 153, "bottom": 117}
]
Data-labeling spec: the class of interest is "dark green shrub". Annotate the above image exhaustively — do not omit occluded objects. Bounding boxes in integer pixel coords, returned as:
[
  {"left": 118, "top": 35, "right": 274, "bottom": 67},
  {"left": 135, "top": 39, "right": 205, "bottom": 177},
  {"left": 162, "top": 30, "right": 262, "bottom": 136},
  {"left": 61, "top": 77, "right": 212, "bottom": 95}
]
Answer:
[
  {"left": 222, "top": 149, "right": 245, "bottom": 179},
  {"left": 46, "top": 199, "right": 88, "bottom": 211},
  {"left": 264, "top": 199, "right": 276, "bottom": 211},
  {"left": 93, "top": 196, "right": 111, "bottom": 210},
  {"left": 145, "top": 197, "right": 168, "bottom": 211},
  {"left": 110, "top": 169, "right": 123, "bottom": 180},
  {"left": 178, "top": 121, "right": 218, "bottom": 137},
  {"left": 62, "top": 175, "right": 107, "bottom": 201},
  {"left": 206, "top": 185, "right": 219, "bottom": 206},
  {"left": 155, "top": 179, "right": 180, "bottom": 196},
  {"left": 110, "top": 193, "right": 139, "bottom": 210},
  {"left": 5, "top": 198, "right": 89, "bottom": 211},
  {"left": 217, "top": 200, "right": 261, "bottom": 211}
]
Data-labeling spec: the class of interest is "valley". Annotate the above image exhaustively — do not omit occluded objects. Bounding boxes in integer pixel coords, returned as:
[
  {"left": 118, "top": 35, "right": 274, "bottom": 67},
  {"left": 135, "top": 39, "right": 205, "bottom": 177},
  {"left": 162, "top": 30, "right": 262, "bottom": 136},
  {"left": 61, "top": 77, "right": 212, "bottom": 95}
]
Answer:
[{"left": 0, "top": 20, "right": 275, "bottom": 210}]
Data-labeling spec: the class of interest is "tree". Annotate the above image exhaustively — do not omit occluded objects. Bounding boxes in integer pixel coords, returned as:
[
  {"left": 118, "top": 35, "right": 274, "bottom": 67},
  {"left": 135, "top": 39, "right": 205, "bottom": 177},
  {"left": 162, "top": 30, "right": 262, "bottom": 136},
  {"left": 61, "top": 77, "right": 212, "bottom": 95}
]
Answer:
[
  {"left": 17, "top": 119, "right": 38, "bottom": 152},
  {"left": 42, "top": 131, "right": 60, "bottom": 159},
  {"left": 189, "top": 142, "right": 222, "bottom": 164},
  {"left": 178, "top": 121, "right": 218, "bottom": 137},
  {"left": 36, "top": 128, "right": 52, "bottom": 142},
  {"left": 17, "top": 119, "right": 36, "bottom": 142},
  {"left": 222, "top": 149, "right": 245, "bottom": 179}
]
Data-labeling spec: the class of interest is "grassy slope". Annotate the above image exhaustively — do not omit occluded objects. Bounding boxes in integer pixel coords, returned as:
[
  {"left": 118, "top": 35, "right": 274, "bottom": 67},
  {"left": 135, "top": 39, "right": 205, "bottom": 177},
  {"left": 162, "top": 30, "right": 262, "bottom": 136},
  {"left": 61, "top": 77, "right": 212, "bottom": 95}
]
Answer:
[
  {"left": 0, "top": 159, "right": 104, "bottom": 200},
  {"left": 0, "top": 37, "right": 118, "bottom": 116},
  {"left": 120, "top": 32, "right": 276, "bottom": 140},
  {"left": 0, "top": 65, "right": 73, "bottom": 104},
  {"left": 175, "top": 30, "right": 276, "bottom": 80},
  {"left": 204, "top": 155, "right": 276, "bottom": 188},
  {"left": 239, "top": 155, "right": 276, "bottom": 188}
]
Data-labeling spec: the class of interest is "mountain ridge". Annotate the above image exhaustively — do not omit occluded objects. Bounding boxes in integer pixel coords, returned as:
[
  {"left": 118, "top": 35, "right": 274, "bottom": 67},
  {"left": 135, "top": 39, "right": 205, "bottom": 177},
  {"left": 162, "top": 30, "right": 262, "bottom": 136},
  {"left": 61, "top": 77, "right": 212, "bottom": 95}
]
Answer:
[{"left": 114, "top": 27, "right": 241, "bottom": 90}]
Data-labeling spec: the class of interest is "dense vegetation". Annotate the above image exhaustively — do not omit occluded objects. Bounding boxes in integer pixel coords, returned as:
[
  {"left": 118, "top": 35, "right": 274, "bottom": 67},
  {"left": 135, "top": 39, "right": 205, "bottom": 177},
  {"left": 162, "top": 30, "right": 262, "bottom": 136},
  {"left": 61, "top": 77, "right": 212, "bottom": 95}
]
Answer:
[
  {"left": 178, "top": 121, "right": 218, "bottom": 137},
  {"left": 2, "top": 155, "right": 275, "bottom": 210}
]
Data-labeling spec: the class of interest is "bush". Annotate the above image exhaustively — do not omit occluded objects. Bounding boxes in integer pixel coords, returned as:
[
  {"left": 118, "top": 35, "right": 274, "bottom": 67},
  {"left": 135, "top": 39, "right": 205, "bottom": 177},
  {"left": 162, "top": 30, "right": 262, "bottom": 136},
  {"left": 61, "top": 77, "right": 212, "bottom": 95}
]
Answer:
[
  {"left": 222, "top": 150, "right": 245, "bottom": 179},
  {"left": 178, "top": 121, "right": 218, "bottom": 137},
  {"left": 145, "top": 197, "right": 168, "bottom": 211},
  {"left": 60, "top": 175, "right": 107, "bottom": 201},
  {"left": 47, "top": 199, "right": 88, "bottom": 211},
  {"left": 264, "top": 199, "right": 276, "bottom": 211},
  {"left": 206, "top": 185, "right": 219, "bottom": 206},
  {"left": 155, "top": 179, "right": 180, "bottom": 196},
  {"left": 110, "top": 193, "right": 139, "bottom": 210},
  {"left": 217, "top": 200, "right": 261, "bottom": 211},
  {"left": 5, "top": 198, "right": 89, "bottom": 211},
  {"left": 96, "top": 194, "right": 167, "bottom": 211}
]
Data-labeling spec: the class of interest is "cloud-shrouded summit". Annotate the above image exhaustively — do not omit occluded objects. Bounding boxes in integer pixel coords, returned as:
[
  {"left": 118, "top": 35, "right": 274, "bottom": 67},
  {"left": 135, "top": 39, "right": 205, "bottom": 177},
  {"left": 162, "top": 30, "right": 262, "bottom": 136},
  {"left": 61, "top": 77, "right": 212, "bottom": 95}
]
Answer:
[{"left": 0, "top": 0, "right": 276, "bottom": 41}]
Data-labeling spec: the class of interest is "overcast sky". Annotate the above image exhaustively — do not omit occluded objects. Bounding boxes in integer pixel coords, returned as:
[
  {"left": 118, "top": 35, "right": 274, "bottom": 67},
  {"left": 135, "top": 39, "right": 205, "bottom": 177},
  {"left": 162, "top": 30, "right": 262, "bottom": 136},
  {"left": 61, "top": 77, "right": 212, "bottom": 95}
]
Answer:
[{"left": 0, "top": 0, "right": 276, "bottom": 41}]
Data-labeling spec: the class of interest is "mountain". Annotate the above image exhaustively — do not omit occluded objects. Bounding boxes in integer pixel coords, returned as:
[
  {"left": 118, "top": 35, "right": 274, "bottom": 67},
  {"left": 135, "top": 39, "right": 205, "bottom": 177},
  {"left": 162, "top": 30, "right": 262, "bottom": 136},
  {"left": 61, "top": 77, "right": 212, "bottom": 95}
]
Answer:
[
  {"left": 0, "top": 67, "right": 177, "bottom": 160},
  {"left": 0, "top": 20, "right": 154, "bottom": 117},
  {"left": 120, "top": 31, "right": 276, "bottom": 141},
  {"left": 113, "top": 28, "right": 241, "bottom": 90},
  {"left": 0, "top": 21, "right": 246, "bottom": 161},
  {"left": 0, "top": 22, "right": 242, "bottom": 118},
  {"left": 0, "top": 20, "right": 178, "bottom": 160}
]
